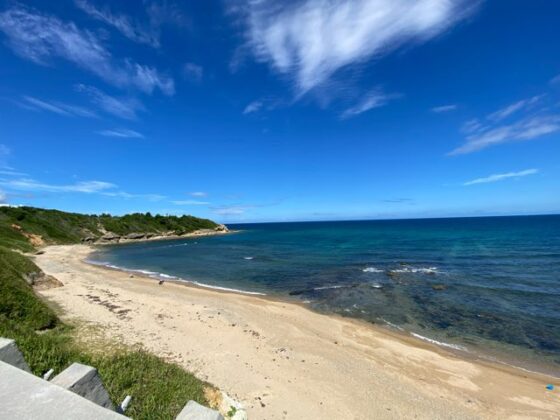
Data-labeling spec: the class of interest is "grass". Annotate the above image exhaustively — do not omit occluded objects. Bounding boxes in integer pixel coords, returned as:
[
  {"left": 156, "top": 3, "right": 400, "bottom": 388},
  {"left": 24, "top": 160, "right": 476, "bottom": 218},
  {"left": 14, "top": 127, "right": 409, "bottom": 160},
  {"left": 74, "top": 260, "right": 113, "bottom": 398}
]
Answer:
[
  {"left": 0, "top": 206, "right": 221, "bottom": 418},
  {"left": 0, "top": 316, "right": 211, "bottom": 419},
  {"left": 0, "top": 206, "right": 220, "bottom": 244}
]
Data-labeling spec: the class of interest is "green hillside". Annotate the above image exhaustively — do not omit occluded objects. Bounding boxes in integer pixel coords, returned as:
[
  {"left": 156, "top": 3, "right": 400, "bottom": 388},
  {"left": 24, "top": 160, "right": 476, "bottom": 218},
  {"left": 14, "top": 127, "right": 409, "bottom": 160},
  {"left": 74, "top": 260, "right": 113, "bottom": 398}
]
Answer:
[
  {"left": 0, "top": 206, "right": 221, "bottom": 418},
  {"left": 0, "top": 206, "right": 220, "bottom": 250}
]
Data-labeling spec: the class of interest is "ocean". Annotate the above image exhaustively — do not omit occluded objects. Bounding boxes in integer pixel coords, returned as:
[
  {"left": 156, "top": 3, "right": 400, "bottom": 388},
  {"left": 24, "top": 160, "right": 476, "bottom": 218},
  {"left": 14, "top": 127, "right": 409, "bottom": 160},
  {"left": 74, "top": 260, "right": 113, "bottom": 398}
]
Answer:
[{"left": 89, "top": 215, "right": 560, "bottom": 375}]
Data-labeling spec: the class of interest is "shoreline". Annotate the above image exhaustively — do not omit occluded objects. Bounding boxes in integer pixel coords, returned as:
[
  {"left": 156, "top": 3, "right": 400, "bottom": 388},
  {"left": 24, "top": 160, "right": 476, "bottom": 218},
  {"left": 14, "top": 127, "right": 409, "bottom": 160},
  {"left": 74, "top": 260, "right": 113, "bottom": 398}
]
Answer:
[
  {"left": 33, "top": 244, "right": 560, "bottom": 419},
  {"left": 85, "top": 248, "right": 560, "bottom": 379}
]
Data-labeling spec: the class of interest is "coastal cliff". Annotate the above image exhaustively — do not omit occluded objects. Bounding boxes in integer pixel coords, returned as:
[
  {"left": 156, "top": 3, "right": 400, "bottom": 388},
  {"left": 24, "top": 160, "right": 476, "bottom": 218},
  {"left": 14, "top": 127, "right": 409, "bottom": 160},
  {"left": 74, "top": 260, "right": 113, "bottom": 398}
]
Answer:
[{"left": 0, "top": 206, "right": 227, "bottom": 249}]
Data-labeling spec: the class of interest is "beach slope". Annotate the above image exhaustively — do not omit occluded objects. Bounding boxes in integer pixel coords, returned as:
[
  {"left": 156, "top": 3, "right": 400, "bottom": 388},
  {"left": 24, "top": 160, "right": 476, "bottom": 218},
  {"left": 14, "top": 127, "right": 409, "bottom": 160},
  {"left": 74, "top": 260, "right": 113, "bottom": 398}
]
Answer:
[{"left": 34, "top": 245, "right": 559, "bottom": 419}]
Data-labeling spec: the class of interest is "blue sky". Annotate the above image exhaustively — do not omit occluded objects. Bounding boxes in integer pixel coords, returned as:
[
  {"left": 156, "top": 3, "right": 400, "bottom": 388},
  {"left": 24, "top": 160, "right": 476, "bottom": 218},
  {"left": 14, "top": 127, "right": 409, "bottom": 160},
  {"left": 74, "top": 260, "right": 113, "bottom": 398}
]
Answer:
[{"left": 0, "top": 0, "right": 559, "bottom": 222}]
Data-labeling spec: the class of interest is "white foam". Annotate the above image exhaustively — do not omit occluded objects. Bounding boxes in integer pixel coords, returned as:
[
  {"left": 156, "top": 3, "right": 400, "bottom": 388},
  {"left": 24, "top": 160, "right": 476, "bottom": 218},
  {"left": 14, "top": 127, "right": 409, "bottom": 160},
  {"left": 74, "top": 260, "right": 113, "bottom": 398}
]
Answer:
[
  {"left": 371, "top": 283, "right": 383, "bottom": 289},
  {"left": 380, "top": 318, "right": 404, "bottom": 331},
  {"left": 313, "top": 285, "right": 345, "bottom": 291},
  {"left": 190, "top": 281, "right": 266, "bottom": 295},
  {"left": 391, "top": 266, "right": 439, "bottom": 274},
  {"left": 87, "top": 260, "right": 265, "bottom": 295},
  {"left": 411, "top": 332, "right": 467, "bottom": 351},
  {"left": 243, "top": 256, "right": 254, "bottom": 260},
  {"left": 363, "top": 267, "right": 384, "bottom": 273}
]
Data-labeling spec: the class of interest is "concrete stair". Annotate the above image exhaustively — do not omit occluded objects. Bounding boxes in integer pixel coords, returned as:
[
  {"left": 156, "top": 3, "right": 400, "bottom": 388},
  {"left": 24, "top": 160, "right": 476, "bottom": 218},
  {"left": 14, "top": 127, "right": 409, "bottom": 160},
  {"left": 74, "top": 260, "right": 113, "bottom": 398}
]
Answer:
[{"left": 0, "top": 337, "right": 227, "bottom": 419}]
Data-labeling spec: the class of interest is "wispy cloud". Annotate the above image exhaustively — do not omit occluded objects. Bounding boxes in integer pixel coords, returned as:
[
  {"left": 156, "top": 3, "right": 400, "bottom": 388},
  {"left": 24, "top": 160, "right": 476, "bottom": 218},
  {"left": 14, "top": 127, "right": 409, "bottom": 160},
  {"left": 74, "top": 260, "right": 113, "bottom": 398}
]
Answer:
[
  {"left": 171, "top": 200, "right": 210, "bottom": 206},
  {"left": 0, "top": 176, "right": 165, "bottom": 201},
  {"left": 450, "top": 114, "right": 560, "bottom": 155},
  {"left": 190, "top": 192, "right": 208, "bottom": 198},
  {"left": 550, "top": 74, "right": 560, "bottom": 85},
  {"left": 97, "top": 128, "right": 144, "bottom": 138},
  {"left": 382, "top": 198, "right": 415, "bottom": 204},
  {"left": 450, "top": 93, "right": 560, "bottom": 155},
  {"left": 102, "top": 191, "right": 165, "bottom": 201},
  {"left": 463, "top": 169, "right": 539, "bottom": 186},
  {"left": 431, "top": 104, "right": 457, "bottom": 113},
  {"left": 0, "top": 178, "right": 116, "bottom": 193},
  {"left": 340, "top": 90, "right": 399, "bottom": 119},
  {"left": 211, "top": 205, "right": 252, "bottom": 216},
  {"left": 487, "top": 95, "right": 543, "bottom": 122},
  {"left": 0, "top": 169, "right": 27, "bottom": 177},
  {"left": 74, "top": 0, "right": 159, "bottom": 47},
  {"left": 76, "top": 84, "right": 144, "bottom": 120},
  {"left": 243, "top": 100, "right": 263, "bottom": 114},
  {"left": 19, "top": 95, "right": 97, "bottom": 118},
  {"left": 183, "top": 62, "right": 203, "bottom": 83},
  {"left": 237, "top": 0, "right": 477, "bottom": 94},
  {"left": 0, "top": 4, "right": 174, "bottom": 95}
]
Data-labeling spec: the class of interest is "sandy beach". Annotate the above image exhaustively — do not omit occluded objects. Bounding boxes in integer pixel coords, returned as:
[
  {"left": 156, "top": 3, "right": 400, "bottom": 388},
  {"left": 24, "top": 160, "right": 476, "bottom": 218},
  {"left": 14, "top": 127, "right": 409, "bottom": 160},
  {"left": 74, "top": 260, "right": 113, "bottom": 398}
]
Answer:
[{"left": 32, "top": 245, "right": 559, "bottom": 419}]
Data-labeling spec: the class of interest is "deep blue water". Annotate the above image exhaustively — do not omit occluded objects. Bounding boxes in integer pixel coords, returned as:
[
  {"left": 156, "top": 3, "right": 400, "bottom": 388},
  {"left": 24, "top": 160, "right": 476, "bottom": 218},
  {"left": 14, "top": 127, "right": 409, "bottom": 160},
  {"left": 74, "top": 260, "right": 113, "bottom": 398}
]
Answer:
[{"left": 89, "top": 215, "right": 560, "bottom": 374}]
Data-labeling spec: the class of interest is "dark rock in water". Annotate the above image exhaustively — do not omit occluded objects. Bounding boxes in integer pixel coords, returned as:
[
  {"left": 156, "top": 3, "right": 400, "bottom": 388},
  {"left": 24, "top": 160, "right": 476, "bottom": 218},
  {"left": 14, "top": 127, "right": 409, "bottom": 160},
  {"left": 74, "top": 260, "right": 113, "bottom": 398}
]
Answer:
[
  {"left": 431, "top": 284, "right": 447, "bottom": 291},
  {"left": 289, "top": 290, "right": 306, "bottom": 296}
]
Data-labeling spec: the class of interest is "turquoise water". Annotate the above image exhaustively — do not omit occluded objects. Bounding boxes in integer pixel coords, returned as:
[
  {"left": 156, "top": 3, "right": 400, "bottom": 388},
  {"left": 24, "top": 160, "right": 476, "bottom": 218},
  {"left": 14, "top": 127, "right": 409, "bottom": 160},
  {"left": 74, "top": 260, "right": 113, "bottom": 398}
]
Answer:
[{"left": 90, "top": 216, "right": 560, "bottom": 374}]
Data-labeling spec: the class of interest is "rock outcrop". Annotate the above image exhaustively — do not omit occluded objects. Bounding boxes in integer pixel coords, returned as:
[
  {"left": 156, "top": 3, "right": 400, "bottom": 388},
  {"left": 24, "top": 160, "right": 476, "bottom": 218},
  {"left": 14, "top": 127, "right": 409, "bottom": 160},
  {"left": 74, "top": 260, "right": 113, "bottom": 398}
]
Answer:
[
  {"left": 124, "top": 233, "right": 146, "bottom": 240},
  {"left": 24, "top": 271, "right": 64, "bottom": 290},
  {"left": 99, "top": 233, "right": 121, "bottom": 243}
]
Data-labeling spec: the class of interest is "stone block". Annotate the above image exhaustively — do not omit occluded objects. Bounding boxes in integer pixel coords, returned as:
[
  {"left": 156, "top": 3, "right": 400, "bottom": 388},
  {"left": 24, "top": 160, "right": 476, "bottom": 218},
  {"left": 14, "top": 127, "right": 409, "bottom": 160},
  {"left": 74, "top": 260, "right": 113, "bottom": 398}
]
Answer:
[
  {"left": 176, "top": 400, "right": 224, "bottom": 420},
  {"left": 0, "top": 338, "right": 31, "bottom": 372},
  {"left": 51, "top": 362, "right": 114, "bottom": 410}
]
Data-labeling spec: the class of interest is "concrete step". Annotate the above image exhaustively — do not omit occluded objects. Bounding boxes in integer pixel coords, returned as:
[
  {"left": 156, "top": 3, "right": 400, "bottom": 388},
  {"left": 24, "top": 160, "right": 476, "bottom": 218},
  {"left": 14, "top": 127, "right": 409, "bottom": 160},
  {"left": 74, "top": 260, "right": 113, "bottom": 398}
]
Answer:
[
  {"left": 51, "top": 362, "right": 115, "bottom": 410},
  {"left": 0, "top": 360, "right": 128, "bottom": 420},
  {"left": 0, "top": 337, "right": 31, "bottom": 372}
]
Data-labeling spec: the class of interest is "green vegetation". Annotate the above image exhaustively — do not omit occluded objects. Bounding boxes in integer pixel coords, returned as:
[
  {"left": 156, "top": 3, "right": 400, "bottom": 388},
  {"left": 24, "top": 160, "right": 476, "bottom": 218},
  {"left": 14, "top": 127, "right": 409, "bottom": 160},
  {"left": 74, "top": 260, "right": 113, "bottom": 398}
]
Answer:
[
  {"left": 0, "top": 206, "right": 219, "bottom": 246},
  {"left": 0, "top": 206, "right": 219, "bottom": 418}
]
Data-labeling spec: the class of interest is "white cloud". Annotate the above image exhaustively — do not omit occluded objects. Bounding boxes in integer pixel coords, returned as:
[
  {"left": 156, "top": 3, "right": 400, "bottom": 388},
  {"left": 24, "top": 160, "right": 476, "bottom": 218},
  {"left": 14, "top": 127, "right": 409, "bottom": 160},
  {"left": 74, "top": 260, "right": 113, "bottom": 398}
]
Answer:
[
  {"left": 19, "top": 95, "right": 97, "bottom": 118},
  {"left": 183, "top": 62, "right": 203, "bottom": 82},
  {"left": 449, "top": 114, "right": 560, "bottom": 155},
  {"left": 171, "top": 200, "right": 210, "bottom": 206},
  {"left": 487, "top": 95, "right": 543, "bottom": 122},
  {"left": 550, "top": 74, "right": 560, "bottom": 85},
  {"left": 340, "top": 90, "right": 398, "bottom": 118},
  {"left": 243, "top": 100, "right": 263, "bottom": 114},
  {"left": 97, "top": 128, "right": 144, "bottom": 138},
  {"left": 190, "top": 192, "right": 208, "bottom": 197},
  {"left": 461, "top": 118, "right": 483, "bottom": 134},
  {"left": 463, "top": 169, "right": 539, "bottom": 186},
  {"left": 431, "top": 104, "right": 457, "bottom": 113},
  {"left": 0, "top": 178, "right": 116, "bottom": 193},
  {"left": 239, "top": 0, "right": 476, "bottom": 93},
  {"left": 74, "top": 0, "right": 159, "bottom": 47},
  {"left": 0, "top": 4, "right": 174, "bottom": 95},
  {"left": 102, "top": 191, "right": 165, "bottom": 201},
  {"left": 76, "top": 84, "right": 144, "bottom": 120},
  {"left": 0, "top": 177, "right": 165, "bottom": 201},
  {"left": 211, "top": 205, "right": 249, "bottom": 216},
  {"left": 0, "top": 169, "right": 27, "bottom": 177}
]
